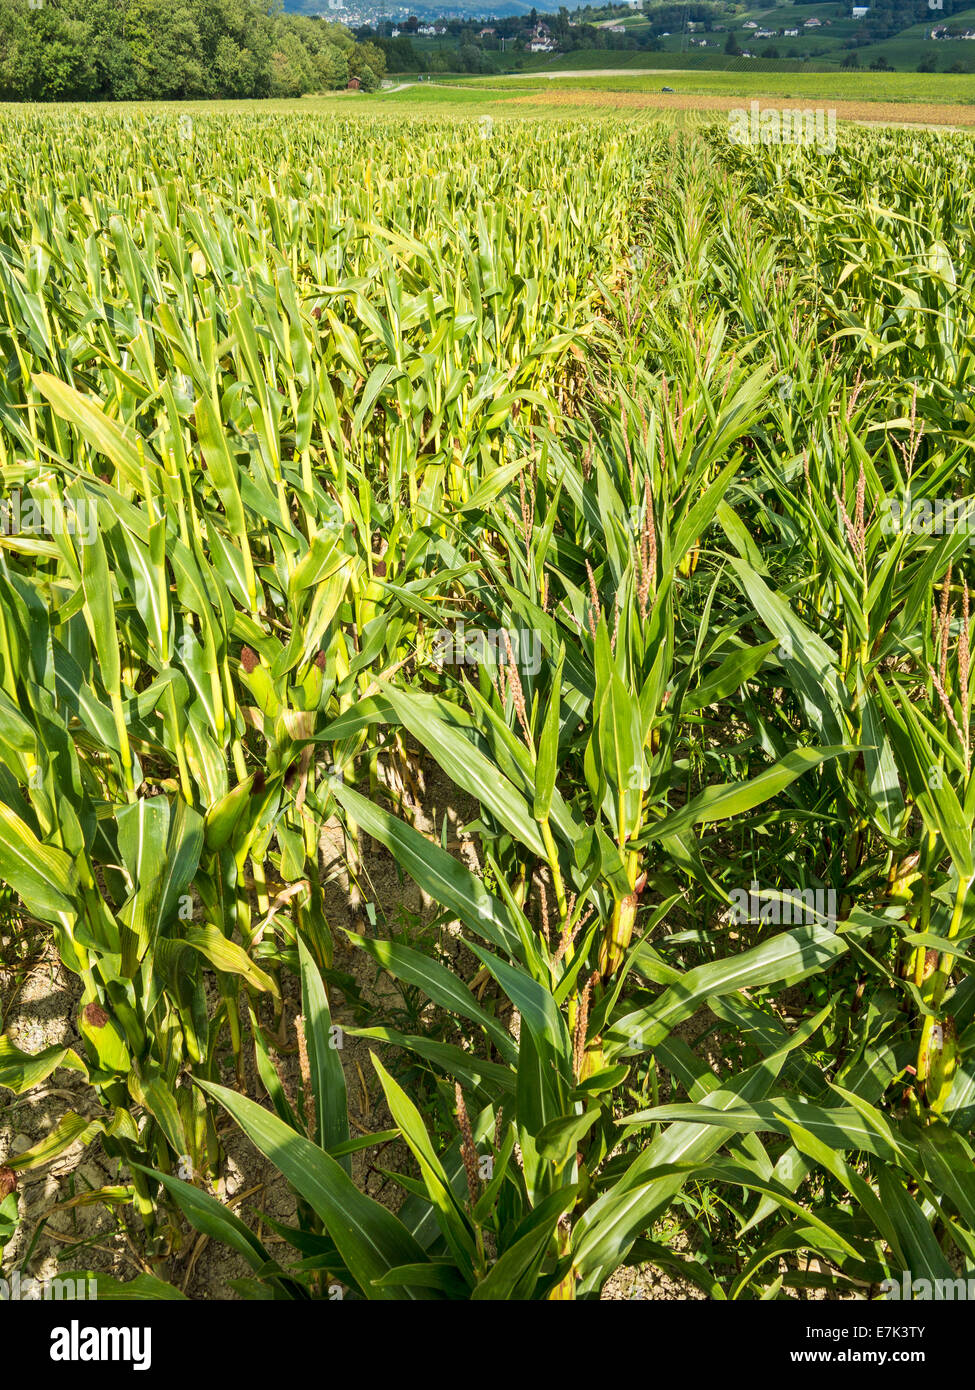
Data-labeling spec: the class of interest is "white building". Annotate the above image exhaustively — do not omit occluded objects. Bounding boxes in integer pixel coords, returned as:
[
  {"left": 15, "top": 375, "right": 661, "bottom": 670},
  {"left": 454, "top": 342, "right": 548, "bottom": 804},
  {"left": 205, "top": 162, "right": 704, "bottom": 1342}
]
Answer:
[
  {"left": 804, "top": 16, "right": 822, "bottom": 26},
  {"left": 852, "top": 6, "right": 869, "bottom": 15}
]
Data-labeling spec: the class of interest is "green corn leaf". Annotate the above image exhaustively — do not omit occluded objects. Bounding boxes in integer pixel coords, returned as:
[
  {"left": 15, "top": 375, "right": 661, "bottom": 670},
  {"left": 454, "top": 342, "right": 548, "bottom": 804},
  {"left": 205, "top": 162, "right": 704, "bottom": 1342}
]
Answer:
[
  {"left": 196, "top": 1080, "right": 438, "bottom": 1301},
  {"left": 297, "top": 938, "right": 350, "bottom": 1163}
]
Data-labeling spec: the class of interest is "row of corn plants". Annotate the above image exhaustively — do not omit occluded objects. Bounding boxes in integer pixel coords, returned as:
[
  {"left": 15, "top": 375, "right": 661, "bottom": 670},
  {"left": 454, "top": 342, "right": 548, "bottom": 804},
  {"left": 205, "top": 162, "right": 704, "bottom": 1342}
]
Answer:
[{"left": 1, "top": 108, "right": 974, "bottom": 1298}]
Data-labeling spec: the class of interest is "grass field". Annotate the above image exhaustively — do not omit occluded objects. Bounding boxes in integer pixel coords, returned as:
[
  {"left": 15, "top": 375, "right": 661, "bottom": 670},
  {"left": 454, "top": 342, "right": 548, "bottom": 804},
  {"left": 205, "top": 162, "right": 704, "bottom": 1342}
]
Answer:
[{"left": 464, "top": 68, "right": 975, "bottom": 104}]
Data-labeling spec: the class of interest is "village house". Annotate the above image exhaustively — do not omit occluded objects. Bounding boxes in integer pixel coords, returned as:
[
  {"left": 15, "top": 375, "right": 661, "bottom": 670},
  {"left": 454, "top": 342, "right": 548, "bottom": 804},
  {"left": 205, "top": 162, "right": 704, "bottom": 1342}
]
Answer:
[
  {"left": 529, "top": 25, "right": 558, "bottom": 51},
  {"left": 803, "top": 16, "right": 822, "bottom": 26}
]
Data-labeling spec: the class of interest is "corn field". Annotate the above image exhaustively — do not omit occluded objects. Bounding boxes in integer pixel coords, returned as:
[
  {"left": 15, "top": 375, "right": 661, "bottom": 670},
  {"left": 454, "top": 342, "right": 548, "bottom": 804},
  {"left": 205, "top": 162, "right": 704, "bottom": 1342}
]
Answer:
[{"left": 0, "top": 105, "right": 974, "bottom": 1309}]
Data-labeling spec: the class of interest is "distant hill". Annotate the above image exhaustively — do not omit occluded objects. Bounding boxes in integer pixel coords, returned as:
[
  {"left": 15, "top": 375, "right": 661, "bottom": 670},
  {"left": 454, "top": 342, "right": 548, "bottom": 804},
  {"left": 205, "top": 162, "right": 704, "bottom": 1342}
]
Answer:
[
  {"left": 281, "top": 0, "right": 594, "bottom": 14},
  {"left": 282, "top": 0, "right": 975, "bottom": 71}
]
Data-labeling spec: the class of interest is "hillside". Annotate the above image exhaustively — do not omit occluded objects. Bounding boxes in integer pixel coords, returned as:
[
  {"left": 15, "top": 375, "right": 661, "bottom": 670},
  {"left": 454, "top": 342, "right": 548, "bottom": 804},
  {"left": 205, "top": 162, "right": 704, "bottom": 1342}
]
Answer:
[{"left": 289, "top": 0, "right": 975, "bottom": 71}]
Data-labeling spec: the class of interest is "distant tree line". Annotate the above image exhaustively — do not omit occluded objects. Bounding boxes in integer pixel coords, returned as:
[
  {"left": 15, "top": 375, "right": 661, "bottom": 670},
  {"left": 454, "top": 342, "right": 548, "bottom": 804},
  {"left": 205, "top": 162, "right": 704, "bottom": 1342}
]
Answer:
[{"left": 0, "top": 0, "right": 386, "bottom": 101}]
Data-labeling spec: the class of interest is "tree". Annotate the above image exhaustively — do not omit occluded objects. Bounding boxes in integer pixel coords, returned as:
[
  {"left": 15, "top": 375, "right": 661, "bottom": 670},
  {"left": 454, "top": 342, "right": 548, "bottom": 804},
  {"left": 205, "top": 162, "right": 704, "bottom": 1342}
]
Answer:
[
  {"left": 377, "top": 35, "right": 419, "bottom": 73},
  {"left": 320, "top": 43, "right": 348, "bottom": 87},
  {"left": 841, "top": 50, "right": 859, "bottom": 66},
  {"left": 348, "top": 39, "right": 386, "bottom": 84},
  {"left": 0, "top": 0, "right": 356, "bottom": 100},
  {"left": 270, "top": 30, "right": 314, "bottom": 96},
  {"left": 724, "top": 28, "right": 740, "bottom": 53}
]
